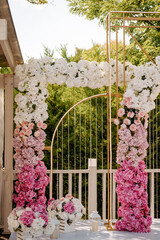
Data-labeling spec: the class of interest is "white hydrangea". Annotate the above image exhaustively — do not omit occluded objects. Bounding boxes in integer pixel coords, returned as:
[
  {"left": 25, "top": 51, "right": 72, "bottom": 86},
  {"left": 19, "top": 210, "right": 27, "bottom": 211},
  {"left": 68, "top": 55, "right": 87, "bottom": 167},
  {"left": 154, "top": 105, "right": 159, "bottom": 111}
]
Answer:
[{"left": 15, "top": 57, "right": 160, "bottom": 123}]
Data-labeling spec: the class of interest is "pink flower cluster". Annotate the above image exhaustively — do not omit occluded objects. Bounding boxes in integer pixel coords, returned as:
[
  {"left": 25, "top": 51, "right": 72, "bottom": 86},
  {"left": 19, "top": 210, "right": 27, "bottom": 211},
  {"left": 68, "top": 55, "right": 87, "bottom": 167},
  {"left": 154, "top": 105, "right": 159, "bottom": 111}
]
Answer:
[
  {"left": 19, "top": 210, "right": 36, "bottom": 226},
  {"left": 13, "top": 121, "right": 49, "bottom": 214},
  {"left": 114, "top": 161, "right": 152, "bottom": 232},
  {"left": 63, "top": 201, "right": 75, "bottom": 214},
  {"left": 114, "top": 96, "right": 151, "bottom": 232},
  {"left": 114, "top": 98, "right": 149, "bottom": 167},
  {"left": 13, "top": 122, "right": 47, "bottom": 173}
]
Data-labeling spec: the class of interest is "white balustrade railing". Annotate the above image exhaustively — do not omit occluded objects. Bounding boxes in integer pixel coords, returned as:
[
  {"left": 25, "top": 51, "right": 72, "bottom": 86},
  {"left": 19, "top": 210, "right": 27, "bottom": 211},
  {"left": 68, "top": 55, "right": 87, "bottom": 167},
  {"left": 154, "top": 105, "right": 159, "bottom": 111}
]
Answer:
[{"left": 47, "top": 159, "right": 160, "bottom": 220}]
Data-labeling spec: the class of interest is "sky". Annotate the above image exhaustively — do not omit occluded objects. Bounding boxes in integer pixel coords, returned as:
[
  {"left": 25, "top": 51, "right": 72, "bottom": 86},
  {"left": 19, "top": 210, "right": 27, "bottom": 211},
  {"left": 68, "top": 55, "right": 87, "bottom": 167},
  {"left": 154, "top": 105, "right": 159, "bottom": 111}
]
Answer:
[
  {"left": 8, "top": 0, "right": 106, "bottom": 61},
  {"left": 8, "top": 0, "right": 127, "bottom": 62}
]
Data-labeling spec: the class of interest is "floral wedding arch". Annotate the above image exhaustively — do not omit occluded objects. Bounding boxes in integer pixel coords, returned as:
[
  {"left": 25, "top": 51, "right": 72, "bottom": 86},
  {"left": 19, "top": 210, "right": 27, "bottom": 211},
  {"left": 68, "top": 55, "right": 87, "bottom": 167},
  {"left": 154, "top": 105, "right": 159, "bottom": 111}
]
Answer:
[{"left": 8, "top": 56, "right": 160, "bottom": 235}]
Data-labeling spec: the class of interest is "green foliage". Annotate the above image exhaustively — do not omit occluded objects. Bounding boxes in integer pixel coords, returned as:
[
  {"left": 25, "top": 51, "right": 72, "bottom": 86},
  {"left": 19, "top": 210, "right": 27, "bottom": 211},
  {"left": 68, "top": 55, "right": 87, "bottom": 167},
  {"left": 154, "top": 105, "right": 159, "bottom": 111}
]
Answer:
[
  {"left": 67, "top": 0, "right": 160, "bottom": 25},
  {"left": 42, "top": 45, "right": 54, "bottom": 58},
  {"left": 27, "top": 0, "right": 48, "bottom": 4},
  {"left": 67, "top": 0, "right": 160, "bottom": 65},
  {"left": 0, "top": 67, "right": 12, "bottom": 74}
]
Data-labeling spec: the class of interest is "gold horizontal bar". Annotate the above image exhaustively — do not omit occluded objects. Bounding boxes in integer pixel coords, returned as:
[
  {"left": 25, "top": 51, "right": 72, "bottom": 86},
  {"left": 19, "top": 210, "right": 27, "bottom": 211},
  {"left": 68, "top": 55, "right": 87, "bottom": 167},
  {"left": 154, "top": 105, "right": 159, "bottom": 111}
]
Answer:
[
  {"left": 44, "top": 146, "right": 51, "bottom": 150},
  {"left": 110, "top": 25, "right": 160, "bottom": 29},
  {"left": 111, "top": 17, "right": 160, "bottom": 21},
  {"left": 110, "top": 11, "right": 160, "bottom": 14}
]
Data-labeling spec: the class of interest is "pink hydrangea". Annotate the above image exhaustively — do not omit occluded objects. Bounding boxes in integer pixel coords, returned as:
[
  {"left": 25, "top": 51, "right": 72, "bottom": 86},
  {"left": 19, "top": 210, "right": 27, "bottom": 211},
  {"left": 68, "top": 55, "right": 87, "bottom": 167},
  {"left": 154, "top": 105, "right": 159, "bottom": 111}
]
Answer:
[
  {"left": 63, "top": 201, "right": 75, "bottom": 214},
  {"left": 19, "top": 211, "right": 35, "bottom": 226},
  {"left": 13, "top": 121, "right": 49, "bottom": 215}
]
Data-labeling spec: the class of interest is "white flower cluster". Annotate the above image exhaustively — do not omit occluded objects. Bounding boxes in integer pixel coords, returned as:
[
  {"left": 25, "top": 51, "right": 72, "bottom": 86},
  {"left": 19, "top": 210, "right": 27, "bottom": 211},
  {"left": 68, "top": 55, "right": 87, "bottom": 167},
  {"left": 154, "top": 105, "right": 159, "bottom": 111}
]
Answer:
[
  {"left": 124, "top": 56, "right": 160, "bottom": 113},
  {"left": 8, "top": 207, "right": 55, "bottom": 238},
  {"left": 15, "top": 56, "right": 160, "bottom": 123}
]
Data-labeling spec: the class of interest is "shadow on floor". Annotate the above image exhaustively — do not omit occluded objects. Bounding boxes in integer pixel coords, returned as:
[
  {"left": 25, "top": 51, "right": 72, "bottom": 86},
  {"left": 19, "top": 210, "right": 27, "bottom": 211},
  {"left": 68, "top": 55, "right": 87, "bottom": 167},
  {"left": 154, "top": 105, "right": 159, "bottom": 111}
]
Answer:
[{"left": 0, "top": 229, "right": 10, "bottom": 240}]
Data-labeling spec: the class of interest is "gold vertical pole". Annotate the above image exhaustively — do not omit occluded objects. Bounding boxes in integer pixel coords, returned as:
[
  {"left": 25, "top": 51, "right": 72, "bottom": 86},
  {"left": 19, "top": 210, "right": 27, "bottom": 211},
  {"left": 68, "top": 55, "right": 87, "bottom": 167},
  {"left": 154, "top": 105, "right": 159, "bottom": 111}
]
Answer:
[
  {"left": 123, "top": 13, "right": 126, "bottom": 93},
  {"left": 106, "top": 15, "right": 109, "bottom": 62},
  {"left": 116, "top": 27, "right": 120, "bottom": 220},
  {"left": 107, "top": 13, "right": 110, "bottom": 227},
  {"left": 105, "top": 12, "right": 114, "bottom": 230}
]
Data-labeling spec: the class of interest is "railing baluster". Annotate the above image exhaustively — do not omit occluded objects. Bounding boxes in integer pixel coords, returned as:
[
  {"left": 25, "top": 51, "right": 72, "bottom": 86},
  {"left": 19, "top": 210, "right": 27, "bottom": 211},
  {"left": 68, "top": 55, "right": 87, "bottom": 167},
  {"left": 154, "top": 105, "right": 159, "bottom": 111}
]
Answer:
[
  {"left": 78, "top": 173, "right": 82, "bottom": 202},
  {"left": 68, "top": 173, "right": 72, "bottom": 195},
  {"left": 113, "top": 173, "right": 116, "bottom": 219},
  {"left": 150, "top": 171, "right": 154, "bottom": 218},
  {"left": 59, "top": 173, "right": 63, "bottom": 199},
  {"left": 102, "top": 173, "right": 106, "bottom": 220}
]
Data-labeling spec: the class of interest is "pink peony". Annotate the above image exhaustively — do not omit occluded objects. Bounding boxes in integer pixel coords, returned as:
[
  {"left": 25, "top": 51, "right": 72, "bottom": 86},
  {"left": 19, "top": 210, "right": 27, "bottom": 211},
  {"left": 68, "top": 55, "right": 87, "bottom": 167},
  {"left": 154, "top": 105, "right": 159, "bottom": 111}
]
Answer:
[
  {"left": 127, "top": 112, "right": 134, "bottom": 118},
  {"left": 124, "top": 118, "right": 131, "bottom": 125},
  {"left": 114, "top": 119, "right": 119, "bottom": 125},
  {"left": 63, "top": 201, "right": 75, "bottom": 214},
  {"left": 118, "top": 108, "right": 125, "bottom": 117},
  {"left": 130, "top": 124, "right": 136, "bottom": 131}
]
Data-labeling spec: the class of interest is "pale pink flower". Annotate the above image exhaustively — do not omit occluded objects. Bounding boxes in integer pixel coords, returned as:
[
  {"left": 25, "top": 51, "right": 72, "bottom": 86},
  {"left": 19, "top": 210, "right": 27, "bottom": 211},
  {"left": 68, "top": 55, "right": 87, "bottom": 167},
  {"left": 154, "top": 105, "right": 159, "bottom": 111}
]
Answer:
[
  {"left": 26, "top": 129, "right": 32, "bottom": 136},
  {"left": 114, "top": 119, "right": 119, "bottom": 125},
  {"left": 34, "top": 131, "right": 41, "bottom": 137},
  {"left": 42, "top": 123, "right": 47, "bottom": 130},
  {"left": 118, "top": 108, "right": 125, "bottom": 117},
  {"left": 134, "top": 120, "right": 141, "bottom": 125},
  {"left": 22, "top": 127, "right": 28, "bottom": 132},
  {"left": 145, "top": 114, "right": 149, "bottom": 120},
  {"left": 139, "top": 111, "right": 145, "bottom": 118},
  {"left": 130, "top": 124, "right": 137, "bottom": 131},
  {"left": 121, "top": 124, "right": 126, "bottom": 130},
  {"left": 65, "top": 194, "right": 73, "bottom": 199},
  {"left": 22, "top": 121, "right": 28, "bottom": 126},
  {"left": 127, "top": 112, "right": 134, "bottom": 118},
  {"left": 19, "top": 131, "right": 25, "bottom": 137},
  {"left": 14, "top": 129, "right": 19, "bottom": 135},
  {"left": 37, "top": 121, "right": 43, "bottom": 128},
  {"left": 144, "top": 121, "right": 148, "bottom": 129},
  {"left": 28, "top": 123, "right": 34, "bottom": 129},
  {"left": 124, "top": 119, "right": 131, "bottom": 125}
]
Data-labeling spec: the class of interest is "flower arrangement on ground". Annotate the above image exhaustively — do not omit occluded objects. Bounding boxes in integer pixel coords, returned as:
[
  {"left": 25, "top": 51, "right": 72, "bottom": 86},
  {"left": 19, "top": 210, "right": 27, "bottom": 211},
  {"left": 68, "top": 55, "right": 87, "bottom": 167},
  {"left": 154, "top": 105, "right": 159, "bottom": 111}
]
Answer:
[
  {"left": 47, "top": 194, "right": 86, "bottom": 225},
  {"left": 114, "top": 97, "right": 152, "bottom": 232},
  {"left": 8, "top": 207, "right": 55, "bottom": 238}
]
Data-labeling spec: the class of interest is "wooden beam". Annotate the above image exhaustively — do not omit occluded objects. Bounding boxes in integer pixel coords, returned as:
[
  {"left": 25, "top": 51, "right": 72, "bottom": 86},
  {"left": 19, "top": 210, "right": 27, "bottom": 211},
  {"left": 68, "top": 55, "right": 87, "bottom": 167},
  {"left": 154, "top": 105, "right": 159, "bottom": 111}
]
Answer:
[
  {"left": 0, "top": 19, "right": 15, "bottom": 72},
  {"left": 3, "top": 75, "right": 13, "bottom": 233}
]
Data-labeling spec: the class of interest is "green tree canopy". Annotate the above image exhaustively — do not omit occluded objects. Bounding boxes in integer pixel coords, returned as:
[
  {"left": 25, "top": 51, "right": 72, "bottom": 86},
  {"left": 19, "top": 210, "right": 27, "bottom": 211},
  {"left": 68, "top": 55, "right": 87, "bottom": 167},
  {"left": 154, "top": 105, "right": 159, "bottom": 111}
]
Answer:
[
  {"left": 67, "top": 0, "right": 160, "bottom": 25},
  {"left": 27, "top": 0, "right": 48, "bottom": 4}
]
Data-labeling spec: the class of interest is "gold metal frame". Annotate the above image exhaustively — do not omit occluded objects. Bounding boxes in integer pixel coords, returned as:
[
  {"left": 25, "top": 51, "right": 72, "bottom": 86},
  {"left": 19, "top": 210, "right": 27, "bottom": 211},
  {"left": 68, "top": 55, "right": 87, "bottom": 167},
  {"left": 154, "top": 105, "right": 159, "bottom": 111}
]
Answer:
[{"left": 105, "top": 11, "right": 160, "bottom": 231}]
